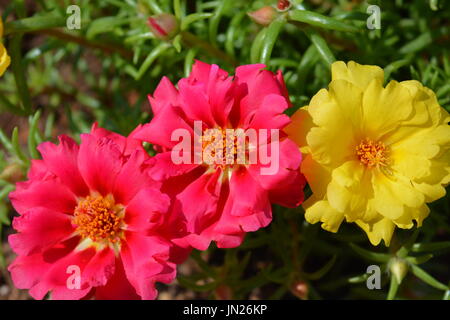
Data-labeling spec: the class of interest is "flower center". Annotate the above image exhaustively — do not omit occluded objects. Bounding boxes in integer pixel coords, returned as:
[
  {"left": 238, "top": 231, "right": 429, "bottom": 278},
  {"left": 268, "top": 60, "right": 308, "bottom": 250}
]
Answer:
[
  {"left": 356, "top": 138, "right": 389, "bottom": 168},
  {"left": 200, "top": 127, "right": 245, "bottom": 168},
  {"left": 73, "top": 194, "right": 125, "bottom": 245}
]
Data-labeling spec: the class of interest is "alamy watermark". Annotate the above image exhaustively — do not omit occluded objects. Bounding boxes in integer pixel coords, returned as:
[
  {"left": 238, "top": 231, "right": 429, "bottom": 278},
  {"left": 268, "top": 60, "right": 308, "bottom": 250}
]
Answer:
[
  {"left": 367, "top": 5, "right": 381, "bottom": 30},
  {"left": 66, "top": 5, "right": 81, "bottom": 30}
]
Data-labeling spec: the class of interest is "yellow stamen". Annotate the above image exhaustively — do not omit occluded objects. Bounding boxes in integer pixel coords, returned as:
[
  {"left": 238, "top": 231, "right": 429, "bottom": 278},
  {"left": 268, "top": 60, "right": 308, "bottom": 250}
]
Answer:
[
  {"left": 73, "top": 194, "right": 125, "bottom": 245},
  {"left": 356, "top": 138, "right": 389, "bottom": 168}
]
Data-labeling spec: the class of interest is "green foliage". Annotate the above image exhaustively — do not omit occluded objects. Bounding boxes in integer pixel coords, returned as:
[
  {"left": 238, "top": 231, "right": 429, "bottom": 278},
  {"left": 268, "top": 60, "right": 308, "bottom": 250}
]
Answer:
[{"left": 0, "top": 0, "right": 449, "bottom": 299}]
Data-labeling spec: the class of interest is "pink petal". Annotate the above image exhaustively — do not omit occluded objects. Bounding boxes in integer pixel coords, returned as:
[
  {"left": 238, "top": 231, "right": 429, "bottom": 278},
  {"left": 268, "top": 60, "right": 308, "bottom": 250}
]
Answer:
[
  {"left": 9, "top": 208, "right": 74, "bottom": 256},
  {"left": 77, "top": 133, "right": 123, "bottom": 196},
  {"left": 176, "top": 170, "right": 222, "bottom": 234},
  {"left": 125, "top": 186, "right": 171, "bottom": 232},
  {"left": 147, "top": 151, "right": 199, "bottom": 181},
  {"left": 148, "top": 76, "right": 180, "bottom": 115},
  {"left": 95, "top": 258, "right": 140, "bottom": 300},
  {"left": 37, "top": 135, "right": 89, "bottom": 197},
  {"left": 132, "top": 105, "right": 193, "bottom": 150},
  {"left": 121, "top": 233, "right": 176, "bottom": 299},
  {"left": 10, "top": 179, "right": 77, "bottom": 215},
  {"left": 245, "top": 93, "right": 291, "bottom": 131},
  {"left": 215, "top": 168, "right": 272, "bottom": 233},
  {"left": 112, "top": 150, "right": 153, "bottom": 205},
  {"left": 247, "top": 139, "right": 305, "bottom": 207},
  {"left": 178, "top": 78, "right": 216, "bottom": 127}
]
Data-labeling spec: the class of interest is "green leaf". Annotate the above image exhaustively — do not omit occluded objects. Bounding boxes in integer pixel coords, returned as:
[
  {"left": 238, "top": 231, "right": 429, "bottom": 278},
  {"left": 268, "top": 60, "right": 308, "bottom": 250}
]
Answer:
[
  {"left": 348, "top": 273, "right": 369, "bottom": 284},
  {"left": 4, "top": 12, "right": 66, "bottom": 35},
  {"left": 289, "top": 10, "right": 359, "bottom": 33},
  {"left": 126, "top": 43, "right": 170, "bottom": 80},
  {"left": 172, "top": 34, "right": 182, "bottom": 52},
  {"left": 173, "top": 0, "right": 182, "bottom": 19},
  {"left": 10, "top": 34, "right": 32, "bottom": 114},
  {"left": 443, "top": 289, "right": 450, "bottom": 300},
  {"left": 86, "top": 17, "right": 129, "bottom": 40},
  {"left": 260, "top": 19, "right": 286, "bottom": 66},
  {"left": 302, "top": 255, "right": 337, "bottom": 280},
  {"left": 12, "top": 127, "right": 28, "bottom": 164},
  {"left": 28, "top": 111, "right": 41, "bottom": 160},
  {"left": 410, "top": 265, "right": 449, "bottom": 291},
  {"left": 225, "top": 11, "right": 246, "bottom": 57},
  {"left": 349, "top": 243, "right": 391, "bottom": 263},
  {"left": 208, "top": 0, "right": 231, "bottom": 45},
  {"left": 181, "top": 13, "right": 213, "bottom": 31},
  {"left": 250, "top": 27, "right": 267, "bottom": 64},
  {"left": 411, "top": 241, "right": 450, "bottom": 253},
  {"left": 405, "top": 254, "right": 433, "bottom": 265},
  {"left": 399, "top": 32, "right": 432, "bottom": 55},
  {"left": 387, "top": 276, "right": 399, "bottom": 300},
  {"left": 305, "top": 29, "right": 336, "bottom": 66},
  {"left": 184, "top": 48, "right": 197, "bottom": 77}
]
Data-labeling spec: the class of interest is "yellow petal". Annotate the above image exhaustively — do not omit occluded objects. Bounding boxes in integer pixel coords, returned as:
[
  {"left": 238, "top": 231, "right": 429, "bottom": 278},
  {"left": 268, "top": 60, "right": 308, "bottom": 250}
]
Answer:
[
  {"left": 301, "top": 153, "right": 331, "bottom": 199},
  {"left": 331, "top": 61, "right": 384, "bottom": 90},
  {"left": 362, "top": 80, "right": 414, "bottom": 139},
  {"left": 0, "top": 44, "right": 11, "bottom": 76},
  {"left": 356, "top": 217, "right": 395, "bottom": 246},
  {"left": 306, "top": 88, "right": 358, "bottom": 166},
  {"left": 304, "top": 199, "right": 344, "bottom": 233},
  {"left": 284, "top": 106, "right": 313, "bottom": 152}
]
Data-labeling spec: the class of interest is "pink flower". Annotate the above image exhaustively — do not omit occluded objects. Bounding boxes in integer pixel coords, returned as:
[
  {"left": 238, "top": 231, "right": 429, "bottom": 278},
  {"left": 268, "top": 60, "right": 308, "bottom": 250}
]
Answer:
[
  {"left": 134, "top": 61, "right": 305, "bottom": 250},
  {"left": 8, "top": 124, "right": 188, "bottom": 300}
]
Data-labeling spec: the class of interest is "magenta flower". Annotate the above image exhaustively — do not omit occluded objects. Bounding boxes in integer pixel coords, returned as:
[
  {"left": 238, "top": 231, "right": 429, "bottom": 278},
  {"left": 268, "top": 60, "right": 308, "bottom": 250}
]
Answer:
[
  {"left": 8, "top": 125, "right": 188, "bottom": 300},
  {"left": 134, "top": 61, "right": 305, "bottom": 250}
]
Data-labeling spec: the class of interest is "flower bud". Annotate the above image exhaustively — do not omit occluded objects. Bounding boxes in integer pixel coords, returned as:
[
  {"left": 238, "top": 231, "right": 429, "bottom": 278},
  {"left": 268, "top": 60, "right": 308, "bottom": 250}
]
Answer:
[
  {"left": 147, "top": 13, "right": 179, "bottom": 40},
  {"left": 291, "top": 280, "right": 309, "bottom": 300},
  {"left": 248, "top": 6, "right": 278, "bottom": 26},
  {"left": 277, "top": 0, "right": 291, "bottom": 11},
  {"left": 389, "top": 258, "right": 409, "bottom": 284}
]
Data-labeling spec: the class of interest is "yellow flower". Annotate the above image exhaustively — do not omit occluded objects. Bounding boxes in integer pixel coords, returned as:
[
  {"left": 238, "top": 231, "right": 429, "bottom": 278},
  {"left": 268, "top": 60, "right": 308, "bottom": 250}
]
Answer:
[
  {"left": 286, "top": 61, "right": 450, "bottom": 246},
  {"left": 0, "top": 16, "right": 11, "bottom": 76}
]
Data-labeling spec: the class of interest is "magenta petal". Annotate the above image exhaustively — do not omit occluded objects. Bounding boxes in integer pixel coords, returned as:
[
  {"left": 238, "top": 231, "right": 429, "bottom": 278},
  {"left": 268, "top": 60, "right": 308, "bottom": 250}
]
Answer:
[
  {"left": 81, "top": 248, "right": 116, "bottom": 288},
  {"left": 176, "top": 170, "right": 222, "bottom": 234},
  {"left": 37, "top": 135, "right": 89, "bottom": 197},
  {"left": 9, "top": 208, "right": 74, "bottom": 256},
  {"left": 90, "top": 123, "right": 145, "bottom": 156},
  {"left": 245, "top": 93, "right": 291, "bottom": 131},
  {"left": 133, "top": 105, "right": 193, "bottom": 149},
  {"left": 121, "top": 233, "right": 175, "bottom": 299},
  {"left": 147, "top": 151, "right": 199, "bottom": 181},
  {"left": 125, "top": 186, "right": 171, "bottom": 232},
  {"left": 10, "top": 179, "right": 77, "bottom": 215},
  {"left": 247, "top": 139, "right": 305, "bottom": 207},
  {"left": 95, "top": 258, "right": 140, "bottom": 300},
  {"left": 215, "top": 169, "right": 272, "bottom": 233},
  {"left": 149, "top": 76, "right": 180, "bottom": 115},
  {"left": 178, "top": 79, "right": 216, "bottom": 127},
  {"left": 112, "top": 150, "right": 152, "bottom": 205},
  {"left": 77, "top": 133, "right": 122, "bottom": 196}
]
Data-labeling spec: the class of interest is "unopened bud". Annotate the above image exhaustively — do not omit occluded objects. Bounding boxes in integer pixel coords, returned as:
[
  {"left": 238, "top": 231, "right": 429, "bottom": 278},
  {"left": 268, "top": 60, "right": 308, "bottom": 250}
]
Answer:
[
  {"left": 248, "top": 6, "right": 278, "bottom": 26},
  {"left": 148, "top": 13, "right": 179, "bottom": 40},
  {"left": 389, "top": 258, "right": 409, "bottom": 284},
  {"left": 291, "top": 280, "right": 308, "bottom": 300},
  {"left": 277, "top": 0, "right": 291, "bottom": 11}
]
